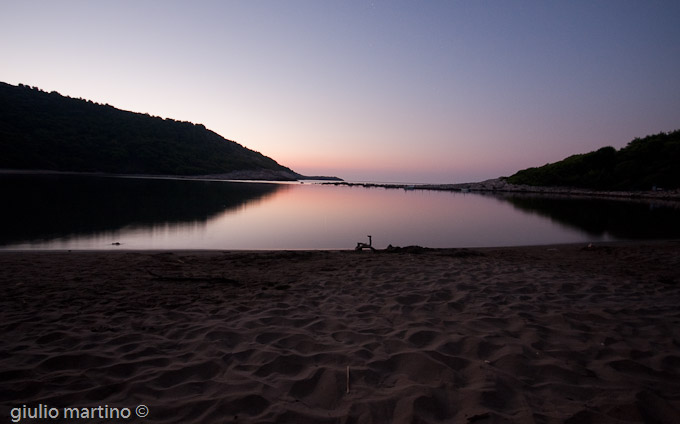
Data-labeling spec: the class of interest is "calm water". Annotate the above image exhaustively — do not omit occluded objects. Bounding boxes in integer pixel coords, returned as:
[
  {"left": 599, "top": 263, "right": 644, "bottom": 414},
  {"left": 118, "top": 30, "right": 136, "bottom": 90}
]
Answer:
[{"left": 1, "top": 174, "right": 679, "bottom": 250}]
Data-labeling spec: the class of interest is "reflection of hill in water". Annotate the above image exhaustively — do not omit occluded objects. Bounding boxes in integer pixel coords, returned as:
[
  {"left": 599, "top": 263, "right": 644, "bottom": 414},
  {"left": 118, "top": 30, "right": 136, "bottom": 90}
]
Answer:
[
  {"left": 497, "top": 193, "right": 680, "bottom": 239},
  {"left": 0, "top": 174, "right": 283, "bottom": 245}
]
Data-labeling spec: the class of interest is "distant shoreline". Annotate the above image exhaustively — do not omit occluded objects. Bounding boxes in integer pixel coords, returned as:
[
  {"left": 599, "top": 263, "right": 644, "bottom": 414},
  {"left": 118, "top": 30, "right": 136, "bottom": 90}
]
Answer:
[
  {"left": 323, "top": 177, "right": 680, "bottom": 203},
  {"left": 2, "top": 169, "right": 678, "bottom": 203},
  {"left": 0, "top": 168, "right": 342, "bottom": 182}
]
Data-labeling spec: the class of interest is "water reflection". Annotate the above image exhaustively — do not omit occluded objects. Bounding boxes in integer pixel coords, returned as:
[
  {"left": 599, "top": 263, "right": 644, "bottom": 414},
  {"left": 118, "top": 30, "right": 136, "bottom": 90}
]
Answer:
[
  {"left": 496, "top": 193, "right": 680, "bottom": 239},
  {"left": 196, "top": 185, "right": 603, "bottom": 249},
  {"left": 2, "top": 175, "right": 679, "bottom": 250},
  {"left": 0, "top": 174, "right": 283, "bottom": 246}
]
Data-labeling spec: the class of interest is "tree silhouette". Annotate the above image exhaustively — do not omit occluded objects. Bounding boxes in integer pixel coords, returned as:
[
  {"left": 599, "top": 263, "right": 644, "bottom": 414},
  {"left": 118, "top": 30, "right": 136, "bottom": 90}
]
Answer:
[
  {"left": 507, "top": 131, "right": 680, "bottom": 190},
  {"left": 0, "top": 82, "right": 299, "bottom": 178}
]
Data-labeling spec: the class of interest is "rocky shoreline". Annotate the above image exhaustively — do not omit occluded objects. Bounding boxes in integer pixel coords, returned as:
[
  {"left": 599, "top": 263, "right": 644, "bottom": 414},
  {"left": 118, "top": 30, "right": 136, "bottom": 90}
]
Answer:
[{"left": 323, "top": 178, "right": 680, "bottom": 202}]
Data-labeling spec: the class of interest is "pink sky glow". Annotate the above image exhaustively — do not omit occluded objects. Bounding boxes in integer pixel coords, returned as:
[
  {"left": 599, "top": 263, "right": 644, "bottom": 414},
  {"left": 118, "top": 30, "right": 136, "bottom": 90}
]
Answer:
[{"left": 2, "top": 1, "right": 679, "bottom": 183}]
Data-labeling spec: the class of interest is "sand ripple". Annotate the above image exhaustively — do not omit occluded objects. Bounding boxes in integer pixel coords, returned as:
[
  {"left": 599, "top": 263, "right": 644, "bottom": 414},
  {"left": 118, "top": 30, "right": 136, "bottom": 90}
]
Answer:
[{"left": 2, "top": 243, "right": 680, "bottom": 422}]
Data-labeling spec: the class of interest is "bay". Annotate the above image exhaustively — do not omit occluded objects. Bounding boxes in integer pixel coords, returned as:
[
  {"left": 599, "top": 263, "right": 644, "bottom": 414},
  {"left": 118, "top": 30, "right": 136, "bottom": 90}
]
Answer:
[{"left": 1, "top": 174, "right": 678, "bottom": 250}]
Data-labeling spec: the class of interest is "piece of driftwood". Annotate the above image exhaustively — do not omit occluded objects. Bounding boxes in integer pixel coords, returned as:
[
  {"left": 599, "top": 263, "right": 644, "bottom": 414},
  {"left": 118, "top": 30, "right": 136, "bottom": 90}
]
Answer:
[{"left": 355, "top": 235, "right": 376, "bottom": 252}]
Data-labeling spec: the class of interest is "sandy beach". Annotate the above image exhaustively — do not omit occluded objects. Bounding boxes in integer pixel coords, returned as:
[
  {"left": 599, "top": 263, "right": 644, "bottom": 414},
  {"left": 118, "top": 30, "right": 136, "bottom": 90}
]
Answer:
[{"left": 2, "top": 242, "right": 680, "bottom": 423}]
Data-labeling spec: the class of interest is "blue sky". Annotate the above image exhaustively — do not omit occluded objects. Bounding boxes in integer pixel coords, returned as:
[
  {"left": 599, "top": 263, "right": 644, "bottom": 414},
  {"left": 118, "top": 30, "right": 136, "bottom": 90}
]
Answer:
[{"left": 2, "top": 0, "right": 679, "bottom": 183}]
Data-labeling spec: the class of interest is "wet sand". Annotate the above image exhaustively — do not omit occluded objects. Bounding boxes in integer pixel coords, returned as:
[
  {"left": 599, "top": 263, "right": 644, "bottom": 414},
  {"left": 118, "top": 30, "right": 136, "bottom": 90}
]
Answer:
[{"left": 2, "top": 242, "right": 680, "bottom": 423}]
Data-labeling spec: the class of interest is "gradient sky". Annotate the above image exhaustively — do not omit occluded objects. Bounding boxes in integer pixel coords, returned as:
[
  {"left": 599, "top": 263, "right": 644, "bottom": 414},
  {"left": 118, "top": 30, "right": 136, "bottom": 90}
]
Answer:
[{"left": 2, "top": 1, "right": 679, "bottom": 183}]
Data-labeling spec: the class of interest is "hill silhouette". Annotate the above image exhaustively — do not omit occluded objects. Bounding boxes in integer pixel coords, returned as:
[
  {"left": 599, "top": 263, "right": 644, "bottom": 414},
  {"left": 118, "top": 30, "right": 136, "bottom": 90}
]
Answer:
[
  {"left": 0, "top": 82, "right": 340, "bottom": 181},
  {"left": 506, "top": 130, "right": 680, "bottom": 190}
]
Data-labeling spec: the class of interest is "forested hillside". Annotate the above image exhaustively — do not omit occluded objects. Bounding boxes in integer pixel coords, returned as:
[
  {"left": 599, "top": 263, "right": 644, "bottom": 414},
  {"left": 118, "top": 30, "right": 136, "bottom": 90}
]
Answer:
[
  {"left": 507, "top": 130, "right": 680, "bottom": 190},
  {"left": 0, "top": 82, "right": 307, "bottom": 179}
]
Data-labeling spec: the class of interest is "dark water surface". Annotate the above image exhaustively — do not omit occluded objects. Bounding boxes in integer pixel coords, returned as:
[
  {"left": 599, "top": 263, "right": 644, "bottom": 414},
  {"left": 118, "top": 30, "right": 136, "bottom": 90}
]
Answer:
[{"left": 1, "top": 174, "right": 678, "bottom": 250}]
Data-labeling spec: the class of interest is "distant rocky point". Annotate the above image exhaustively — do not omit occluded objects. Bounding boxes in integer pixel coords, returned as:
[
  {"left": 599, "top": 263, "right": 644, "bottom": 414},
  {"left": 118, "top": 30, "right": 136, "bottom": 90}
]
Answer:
[
  {"left": 323, "top": 178, "right": 680, "bottom": 202},
  {"left": 324, "top": 129, "right": 680, "bottom": 201}
]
